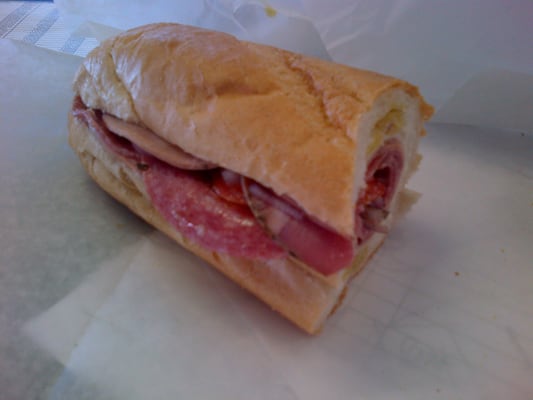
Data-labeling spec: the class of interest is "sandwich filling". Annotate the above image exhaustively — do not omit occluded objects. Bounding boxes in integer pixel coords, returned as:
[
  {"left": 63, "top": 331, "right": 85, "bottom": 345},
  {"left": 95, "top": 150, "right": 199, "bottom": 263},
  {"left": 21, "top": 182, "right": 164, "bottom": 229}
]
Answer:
[{"left": 73, "top": 97, "right": 404, "bottom": 276}]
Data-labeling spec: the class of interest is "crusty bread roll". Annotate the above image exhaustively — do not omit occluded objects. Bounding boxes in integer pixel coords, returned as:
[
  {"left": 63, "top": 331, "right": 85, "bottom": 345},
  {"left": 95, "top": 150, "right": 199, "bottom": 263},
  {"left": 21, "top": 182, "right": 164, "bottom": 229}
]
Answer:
[{"left": 69, "top": 23, "right": 432, "bottom": 333}]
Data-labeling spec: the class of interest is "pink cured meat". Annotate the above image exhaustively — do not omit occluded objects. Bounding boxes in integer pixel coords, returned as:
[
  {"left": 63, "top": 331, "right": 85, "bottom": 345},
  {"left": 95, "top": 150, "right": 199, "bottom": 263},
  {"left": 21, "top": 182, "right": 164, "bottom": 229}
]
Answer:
[
  {"left": 72, "top": 97, "right": 139, "bottom": 162},
  {"left": 244, "top": 181, "right": 354, "bottom": 276},
  {"left": 143, "top": 157, "right": 286, "bottom": 260},
  {"left": 73, "top": 98, "right": 285, "bottom": 260}
]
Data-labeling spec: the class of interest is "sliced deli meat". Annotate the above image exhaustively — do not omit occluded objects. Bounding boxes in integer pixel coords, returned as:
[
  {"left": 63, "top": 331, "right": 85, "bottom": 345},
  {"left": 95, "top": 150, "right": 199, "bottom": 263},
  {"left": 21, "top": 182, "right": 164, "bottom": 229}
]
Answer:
[
  {"left": 143, "top": 158, "right": 286, "bottom": 260},
  {"left": 72, "top": 97, "right": 138, "bottom": 161},
  {"left": 242, "top": 178, "right": 354, "bottom": 276},
  {"left": 241, "top": 139, "right": 405, "bottom": 274},
  {"left": 73, "top": 97, "right": 284, "bottom": 260},
  {"left": 102, "top": 114, "right": 217, "bottom": 170}
]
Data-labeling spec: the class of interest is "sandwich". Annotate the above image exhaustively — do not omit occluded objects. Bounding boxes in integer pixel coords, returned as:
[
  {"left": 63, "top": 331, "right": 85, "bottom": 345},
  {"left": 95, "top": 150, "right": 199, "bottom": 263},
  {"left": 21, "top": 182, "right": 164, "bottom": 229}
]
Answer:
[{"left": 68, "top": 23, "right": 433, "bottom": 334}]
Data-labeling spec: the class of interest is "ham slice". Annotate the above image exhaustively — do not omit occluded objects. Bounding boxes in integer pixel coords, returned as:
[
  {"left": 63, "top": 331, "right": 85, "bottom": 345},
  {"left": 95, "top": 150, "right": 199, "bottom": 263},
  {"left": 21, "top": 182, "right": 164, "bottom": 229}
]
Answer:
[
  {"left": 242, "top": 179, "right": 354, "bottom": 276},
  {"left": 72, "top": 97, "right": 138, "bottom": 161},
  {"left": 73, "top": 97, "right": 405, "bottom": 275},
  {"left": 102, "top": 114, "right": 216, "bottom": 170},
  {"left": 240, "top": 139, "right": 404, "bottom": 274}
]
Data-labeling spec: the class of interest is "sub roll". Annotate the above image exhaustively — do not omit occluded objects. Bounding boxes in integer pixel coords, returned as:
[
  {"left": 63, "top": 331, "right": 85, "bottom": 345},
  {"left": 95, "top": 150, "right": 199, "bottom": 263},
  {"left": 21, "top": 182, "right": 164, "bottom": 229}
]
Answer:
[{"left": 68, "top": 23, "right": 433, "bottom": 333}]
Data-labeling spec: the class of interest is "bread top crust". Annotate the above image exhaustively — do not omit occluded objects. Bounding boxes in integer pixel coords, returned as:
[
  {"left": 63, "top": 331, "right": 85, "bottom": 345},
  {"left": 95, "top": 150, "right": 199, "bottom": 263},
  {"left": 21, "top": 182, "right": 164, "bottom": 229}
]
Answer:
[{"left": 73, "top": 22, "right": 431, "bottom": 236}]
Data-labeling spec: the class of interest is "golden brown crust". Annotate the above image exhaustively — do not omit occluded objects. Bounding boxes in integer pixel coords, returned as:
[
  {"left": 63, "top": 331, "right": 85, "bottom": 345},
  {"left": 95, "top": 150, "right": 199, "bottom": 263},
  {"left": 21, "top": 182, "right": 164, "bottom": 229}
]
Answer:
[{"left": 73, "top": 22, "right": 432, "bottom": 236}]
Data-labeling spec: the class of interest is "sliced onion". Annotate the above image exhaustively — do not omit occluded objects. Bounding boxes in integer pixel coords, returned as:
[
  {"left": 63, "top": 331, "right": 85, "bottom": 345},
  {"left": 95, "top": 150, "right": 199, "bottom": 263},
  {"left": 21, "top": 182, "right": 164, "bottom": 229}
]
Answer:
[
  {"left": 361, "top": 206, "right": 389, "bottom": 233},
  {"left": 362, "top": 206, "right": 389, "bottom": 229},
  {"left": 102, "top": 114, "right": 216, "bottom": 170}
]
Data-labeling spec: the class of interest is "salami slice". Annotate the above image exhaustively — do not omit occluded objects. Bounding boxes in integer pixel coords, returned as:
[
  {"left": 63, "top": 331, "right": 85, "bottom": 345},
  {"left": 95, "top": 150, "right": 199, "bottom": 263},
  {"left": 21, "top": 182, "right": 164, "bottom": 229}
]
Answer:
[
  {"left": 74, "top": 98, "right": 406, "bottom": 272},
  {"left": 73, "top": 98, "right": 284, "bottom": 260},
  {"left": 143, "top": 158, "right": 286, "bottom": 260}
]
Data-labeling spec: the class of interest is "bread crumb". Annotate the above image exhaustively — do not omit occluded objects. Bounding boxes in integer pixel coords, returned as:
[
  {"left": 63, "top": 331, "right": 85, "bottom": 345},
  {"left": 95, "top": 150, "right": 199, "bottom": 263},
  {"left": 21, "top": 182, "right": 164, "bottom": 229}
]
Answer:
[{"left": 454, "top": 271, "right": 460, "bottom": 277}]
